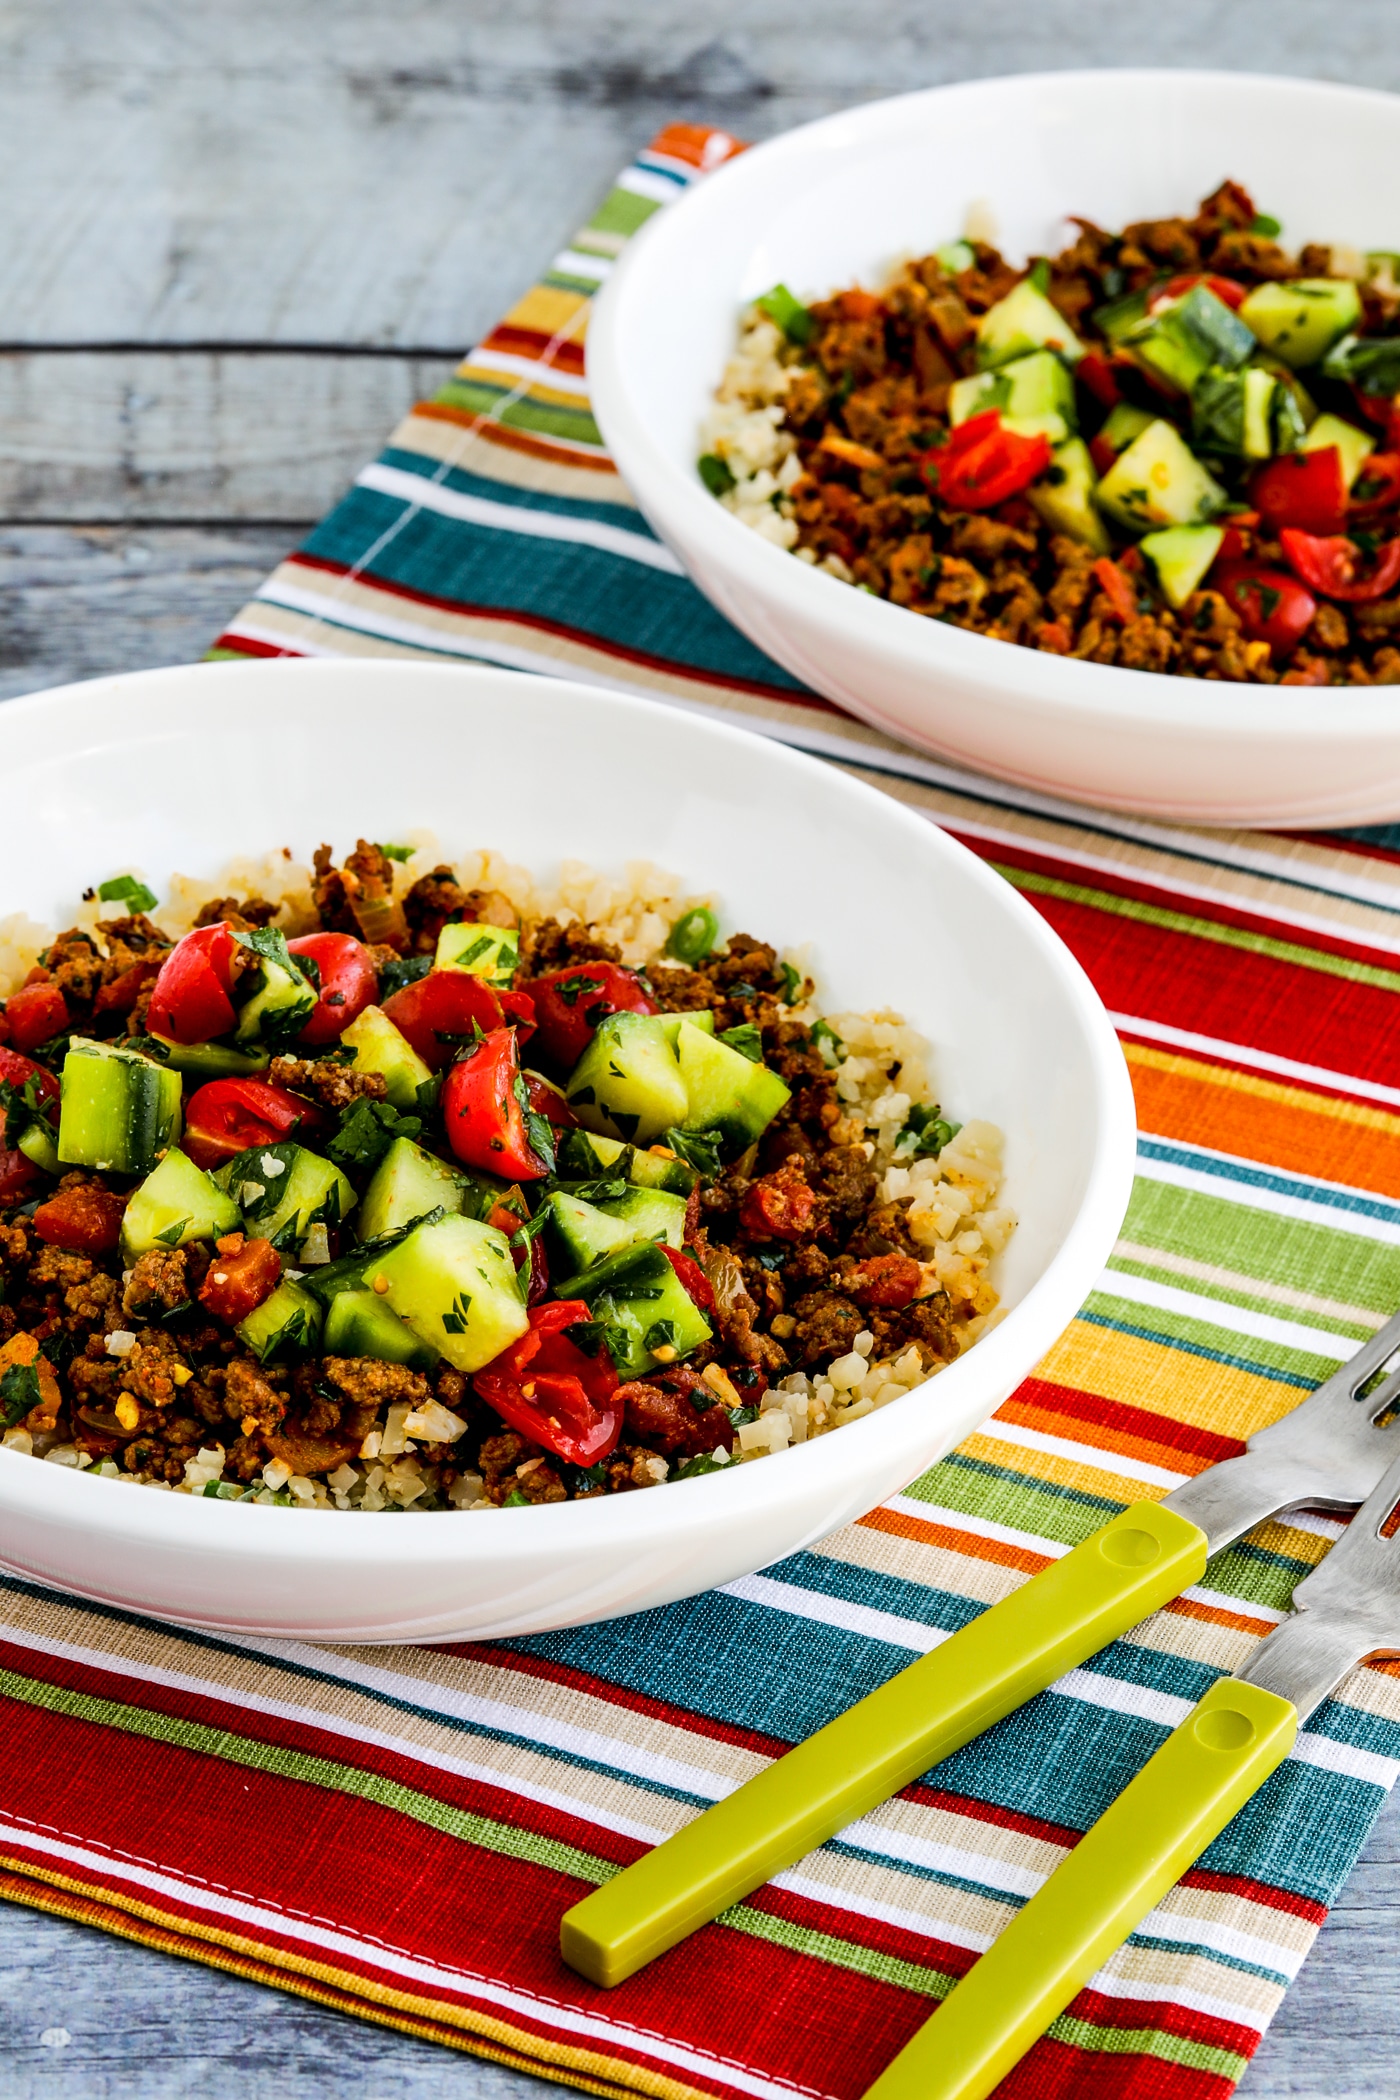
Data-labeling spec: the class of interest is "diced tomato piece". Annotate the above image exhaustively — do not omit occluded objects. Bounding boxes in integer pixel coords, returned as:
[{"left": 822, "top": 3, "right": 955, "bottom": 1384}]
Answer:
[
  {"left": 839, "top": 288, "right": 881, "bottom": 321},
  {"left": 182, "top": 1078, "right": 322, "bottom": 1170},
  {"left": 286, "top": 932, "right": 378, "bottom": 1046},
  {"left": 4, "top": 982, "right": 69, "bottom": 1054},
  {"left": 1088, "top": 433, "right": 1118, "bottom": 477},
  {"left": 441, "top": 1028, "right": 551, "bottom": 1182},
  {"left": 1349, "top": 452, "right": 1400, "bottom": 521},
  {"left": 381, "top": 970, "right": 504, "bottom": 1071},
  {"left": 0, "top": 1046, "right": 59, "bottom": 1112},
  {"left": 659, "top": 1243, "right": 716, "bottom": 1311},
  {"left": 147, "top": 923, "right": 239, "bottom": 1046},
  {"left": 523, "top": 1072, "right": 577, "bottom": 1132},
  {"left": 524, "top": 962, "right": 657, "bottom": 1070},
  {"left": 1251, "top": 448, "right": 1348, "bottom": 536},
  {"left": 1076, "top": 351, "right": 1121, "bottom": 409},
  {"left": 1279, "top": 529, "right": 1400, "bottom": 603},
  {"left": 1093, "top": 557, "right": 1139, "bottom": 625},
  {"left": 497, "top": 987, "right": 537, "bottom": 1048},
  {"left": 1157, "top": 272, "right": 1248, "bottom": 311},
  {"left": 93, "top": 958, "right": 164, "bottom": 1021},
  {"left": 0, "top": 1148, "right": 41, "bottom": 1206},
  {"left": 848, "top": 1252, "right": 924, "bottom": 1308},
  {"left": 199, "top": 1234, "right": 282, "bottom": 1324},
  {"left": 473, "top": 1299, "right": 622, "bottom": 1467},
  {"left": 33, "top": 1181, "right": 127, "bottom": 1254},
  {"left": 920, "top": 411, "right": 1053, "bottom": 512},
  {"left": 739, "top": 1163, "right": 820, "bottom": 1242},
  {"left": 1213, "top": 561, "right": 1317, "bottom": 659}
]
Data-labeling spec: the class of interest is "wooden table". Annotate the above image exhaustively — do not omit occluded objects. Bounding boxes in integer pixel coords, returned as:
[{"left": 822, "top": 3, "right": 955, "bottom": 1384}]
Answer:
[{"left": 1, "top": 4, "right": 1397, "bottom": 2091}]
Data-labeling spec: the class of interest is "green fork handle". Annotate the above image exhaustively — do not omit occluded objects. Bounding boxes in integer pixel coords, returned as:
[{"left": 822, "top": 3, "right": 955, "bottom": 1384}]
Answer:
[
  {"left": 864, "top": 1675, "right": 1297, "bottom": 2100},
  {"left": 560, "top": 1500, "right": 1207, "bottom": 1986}
]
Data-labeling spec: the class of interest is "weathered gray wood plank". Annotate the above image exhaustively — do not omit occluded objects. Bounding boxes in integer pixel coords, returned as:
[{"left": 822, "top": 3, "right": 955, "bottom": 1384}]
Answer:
[
  {"left": 0, "top": 525, "right": 297, "bottom": 698},
  {"left": 4, "top": 0, "right": 1400, "bottom": 351},
  {"left": 0, "top": 353, "right": 455, "bottom": 521}
]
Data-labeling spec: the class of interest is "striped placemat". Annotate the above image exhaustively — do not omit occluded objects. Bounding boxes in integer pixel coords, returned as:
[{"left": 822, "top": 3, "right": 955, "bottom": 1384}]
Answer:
[{"left": 2, "top": 121, "right": 1398, "bottom": 2100}]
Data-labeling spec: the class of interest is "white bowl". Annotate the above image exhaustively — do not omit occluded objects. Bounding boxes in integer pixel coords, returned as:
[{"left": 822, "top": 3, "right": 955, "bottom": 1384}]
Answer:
[
  {"left": 0, "top": 659, "right": 1133, "bottom": 1643},
  {"left": 588, "top": 70, "right": 1400, "bottom": 830}
]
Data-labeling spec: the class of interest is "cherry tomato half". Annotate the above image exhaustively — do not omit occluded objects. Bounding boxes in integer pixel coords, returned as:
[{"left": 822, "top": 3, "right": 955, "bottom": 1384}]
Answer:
[
  {"left": 1350, "top": 453, "right": 1400, "bottom": 522},
  {"left": 473, "top": 1299, "right": 622, "bottom": 1467},
  {"left": 1075, "top": 350, "right": 1121, "bottom": 410},
  {"left": 147, "top": 923, "right": 239, "bottom": 1046},
  {"left": 441, "top": 1027, "right": 551, "bottom": 1182},
  {"left": 182, "top": 1078, "right": 322, "bottom": 1171},
  {"left": 1157, "top": 272, "right": 1248, "bottom": 311},
  {"left": 1250, "top": 447, "right": 1348, "bottom": 537},
  {"left": 381, "top": 970, "right": 504, "bottom": 1071},
  {"left": 1279, "top": 529, "right": 1400, "bottom": 603},
  {"left": 919, "top": 411, "right": 1053, "bottom": 512},
  {"left": 0, "top": 1046, "right": 59, "bottom": 1113},
  {"left": 1213, "top": 561, "right": 1317, "bottom": 659},
  {"left": 4, "top": 981, "right": 69, "bottom": 1054},
  {"left": 286, "top": 932, "right": 378, "bottom": 1046},
  {"left": 525, "top": 962, "right": 657, "bottom": 1071}
]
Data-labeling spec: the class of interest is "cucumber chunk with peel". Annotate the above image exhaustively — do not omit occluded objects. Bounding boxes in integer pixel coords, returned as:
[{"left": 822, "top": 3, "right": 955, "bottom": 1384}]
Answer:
[
  {"left": 236, "top": 1279, "right": 323, "bottom": 1365},
  {"left": 976, "top": 280, "right": 1084, "bottom": 370},
  {"left": 566, "top": 1012, "right": 689, "bottom": 1146},
  {"left": 541, "top": 1191, "right": 637, "bottom": 1275},
  {"left": 342, "top": 1005, "right": 433, "bottom": 1111},
  {"left": 1095, "top": 420, "right": 1226, "bottom": 534},
  {"left": 357, "top": 1136, "right": 482, "bottom": 1242},
  {"left": 1140, "top": 524, "right": 1226, "bottom": 610},
  {"left": 58, "top": 1038, "right": 183, "bottom": 1175},
  {"left": 1300, "top": 412, "right": 1375, "bottom": 489},
  {"left": 675, "top": 1020, "right": 790, "bottom": 1148},
  {"left": 121, "top": 1146, "right": 241, "bottom": 1262},
  {"left": 222, "top": 1142, "right": 356, "bottom": 1250},
  {"left": 1238, "top": 279, "right": 1361, "bottom": 368},
  {"left": 323, "top": 1288, "right": 436, "bottom": 1369},
  {"left": 597, "top": 1185, "right": 687, "bottom": 1248},
  {"left": 1027, "top": 438, "right": 1110, "bottom": 554},
  {"left": 366, "top": 1212, "right": 529, "bottom": 1372},
  {"left": 563, "top": 1240, "right": 712, "bottom": 1377},
  {"left": 554, "top": 1129, "right": 699, "bottom": 1196},
  {"left": 949, "top": 349, "right": 1077, "bottom": 445},
  {"left": 434, "top": 921, "right": 519, "bottom": 986}
]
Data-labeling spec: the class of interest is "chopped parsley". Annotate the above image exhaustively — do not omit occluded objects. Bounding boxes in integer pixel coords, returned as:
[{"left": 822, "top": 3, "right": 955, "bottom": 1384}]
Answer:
[{"left": 97, "top": 873, "right": 159, "bottom": 914}]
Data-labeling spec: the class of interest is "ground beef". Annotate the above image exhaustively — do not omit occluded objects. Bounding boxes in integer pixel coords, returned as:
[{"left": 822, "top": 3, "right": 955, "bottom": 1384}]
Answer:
[
  {"left": 266, "top": 1055, "right": 387, "bottom": 1112},
  {"left": 516, "top": 917, "right": 622, "bottom": 975}
]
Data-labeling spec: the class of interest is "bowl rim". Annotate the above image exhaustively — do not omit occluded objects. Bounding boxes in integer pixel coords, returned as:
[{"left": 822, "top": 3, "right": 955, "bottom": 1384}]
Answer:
[
  {"left": 586, "top": 66, "right": 1400, "bottom": 745},
  {"left": 0, "top": 656, "right": 1136, "bottom": 1569}
]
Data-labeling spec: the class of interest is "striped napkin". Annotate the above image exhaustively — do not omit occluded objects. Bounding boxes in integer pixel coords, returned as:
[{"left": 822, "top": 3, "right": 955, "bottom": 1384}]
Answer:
[{"left": 3, "top": 122, "right": 1397, "bottom": 2100}]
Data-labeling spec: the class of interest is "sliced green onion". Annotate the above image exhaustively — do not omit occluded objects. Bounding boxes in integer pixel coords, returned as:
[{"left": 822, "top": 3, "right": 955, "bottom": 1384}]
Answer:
[
  {"left": 378, "top": 842, "right": 414, "bottom": 863},
  {"left": 1250, "top": 213, "right": 1282, "bottom": 239},
  {"left": 754, "top": 283, "right": 814, "bottom": 345},
  {"left": 96, "top": 873, "right": 158, "bottom": 913},
  {"left": 666, "top": 906, "right": 718, "bottom": 964}
]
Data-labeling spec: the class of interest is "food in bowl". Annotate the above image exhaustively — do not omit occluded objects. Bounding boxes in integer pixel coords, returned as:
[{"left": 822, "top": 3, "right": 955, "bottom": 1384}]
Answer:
[
  {"left": 0, "top": 838, "right": 1013, "bottom": 1514},
  {"left": 700, "top": 181, "right": 1400, "bottom": 686}
]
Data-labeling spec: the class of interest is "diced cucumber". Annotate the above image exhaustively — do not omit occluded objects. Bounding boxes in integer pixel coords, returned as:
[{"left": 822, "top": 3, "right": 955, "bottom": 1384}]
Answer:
[
  {"left": 149, "top": 1036, "right": 269, "bottom": 1080},
  {"left": 434, "top": 921, "right": 519, "bottom": 987},
  {"left": 341, "top": 1004, "right": 433, "bottom": 1111},
  {"left": 567, "top": 1240, "right": 712, "bottom": 1377},
  {"left": 1192, "top": 366, "right": 1280, "bottom": 460},
  {"left": 555, "top": 1129, "right": 699, "bottom": 1196},
  {"left": 566, "top": 1012, "right": 688, "bottom": 1146},
  {"left": 935, "top": 240, "right": 975, "bottom": 275},
  {"left": 976, "top": 279, "right": 1084, "bottom": 370},
  {"left": 675, "top": 1019, "right": 790, "bottom": 1148},
  {"left": 1272, "top": 380, "right": 1309, "bottom": 454},
  {"left": 120, "top": 1146, "right": 241, "bottom": 1261},
  {"left": 236, "top": 1278, "right": 323, "bottom": 1365},
  {"left": 357, "top": 1136, "right": 484, "bottom": 1242},
  {"left": 223, "top": 1142, "right": 356, "bottom": 1251},
  {"left": 1300, "top": 411, "right": 1375, "bottom": 489},
  {"left": 16, "top": 1122, "right": 60, "bottom": 1175},
  {"left": 366, "top": 1212, "right": 529, "bottom": 1373},
  {"left": 541, "top": 1190, "right": 636, "bottom": 1275},
  {"left": 1098, "top": 403, "right": 1155, "bottom": 456},
  {"left": 57, "top": 1038, "right": 183, "bottom": 1175},
  {"left": 597, "top": 1185, "right": 687, "bottom": 1249},
  {"left": 1122, "top": 285, "right": 1255, "bottom": 394},
  {"left": 1027, "top": 438, "right": 1110, "bottom": 554},
  {"left": 232, "top": 931, "right": 316, "bottom": 1049},
  {"left": 322, "top": 1288, "right": 436, "bottom": 1370},
  {"left": 1095, "top": 420, "right": 1226, "bottom": 535},
  {"left": 948, "top": 349, "right": 1077, "bottom": 445},
  {"left": 1140, "top": 524, "right": 1225, "bottom": 610},
  {"left": 656, "top": 1010, "right": 715, "bottom": 1046},
  {"left": 1238, "top": 279, "right": 1361, "bottom": 368},
  {"left": 1092, "top": 286, "right": 1151, "bottom": 343}
]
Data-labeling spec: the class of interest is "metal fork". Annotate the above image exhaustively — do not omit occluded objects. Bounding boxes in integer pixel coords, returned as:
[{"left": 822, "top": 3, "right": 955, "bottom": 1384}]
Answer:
[
  {"left": 561, "top": 1307, "right": 1400, "bottom": 1986},
  {"left": 863, "top": 1421, "right": 1400, "bottom": 2100}
]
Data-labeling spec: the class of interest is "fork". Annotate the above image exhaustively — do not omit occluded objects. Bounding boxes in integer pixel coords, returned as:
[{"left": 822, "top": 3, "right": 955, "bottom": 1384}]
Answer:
[
  {"left": 561, "top": 1306, "right": 1400, "bottom": 1987},
  {"left": 861, "top": 1424, "right": 1400, "bottom": 2100}
]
